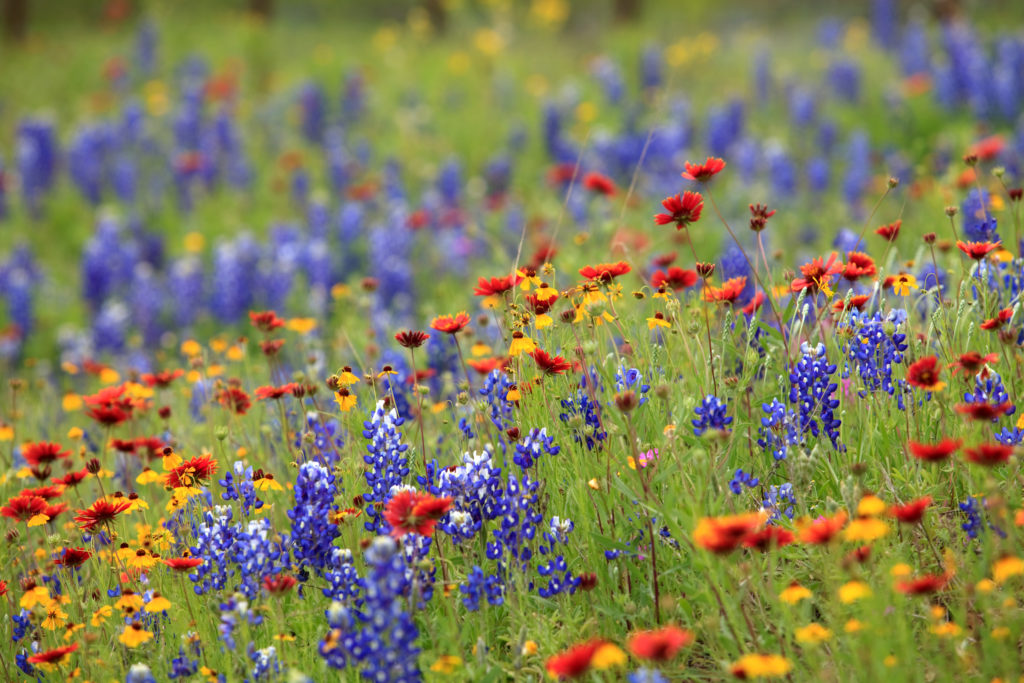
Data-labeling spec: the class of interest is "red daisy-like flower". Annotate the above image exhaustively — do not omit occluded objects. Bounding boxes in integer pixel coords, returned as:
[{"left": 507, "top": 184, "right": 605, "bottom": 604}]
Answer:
[
  {"left": 44, "top": 502, "right": 68, "bottom": 522},
  {"left": 525, "top": 292, "right": 558, "bottom": 315},
  {"left": 957, "top": 240, "right": 1001, "bottom": 260},
  {"left": 841, "top": 252, "right": 877, "bottom": 281},
  {"left": 950, "top": 351, "right": 998, "bottom": 376},
  {"left": 530, "top": 349, "right": 573, "bottom": 376},
  {"left": 908, "top": 438, "right": 962, "bottom": 462},
  {"left": 111, "top": 439, "right": 139, "bottom": 455},
  {"left": 26, "top": 642, "right": 79, "bottom": 667},
  {"left": 52, "top": 468, "right": 90, "bottom": 488},
  {"left": 140, "top": 369, "right": 184, "bottom": 388},
  {"left": 134, "top": 437, "right": 167, "bottom": 460},
  {"left": 55, "top": 547, "right": 93, "bottom": 568},
  {"left": 473, "top": 274, "right": 523, "bottom": 297},
  {"left": 791, "top": 252, "right": 843, "bottom": 293},
  {"left": 431, "top": 312, "right": 471, "bottom": 334},
  {"left": 896, "top": 574, "right": 948, "bottom": 595},
  {"left": 164, "top": 454, "right": 219, "bottom": 489},
  {"left": 741, "top": 291, "right": 766, "bottom": 316},
  {"left": 22, "top": 442, "right": 71, "bottom": 467},
  {"left": 798, "top": 511, "right": 848, "bottom": 545},
  {"left": 704, "top": 276, "right": 748, "bottom": 305},
  {"left": 627, "top": 625, "right": 695, "bottom": 661},
  {"left": 218, "top": 387, "right": 252, "bottom": 415},
  {"left": 954, "top": 402, "right": 1012, "bottom": 421},
  {"left": 651, "top": 267, "right": 698, "bottom": 291},
  {"left": 875, "top": 220, "right": 901, "bottom": 242},
  {"left": 964, "top": 443, "right": 1014, "bottom": 466},
  {"left": 255, "top": 384, "right": 298, "bottom": 401},
  {"left": 161, "top": 556, "right": 204, "bottom": 572},
  {"left": 0, "top": 494, "right": 47, "bottom": 522},
  {"left": 681, "top": 156, "right": 726, "bottom": 182},
  {"left": 262, "top": 574, "right": 298, "bottom": 594},
  {"left": 261, "top": 339, "right": 285, "bottom": 356},
  {"left": 889, "top": 496, "right": 932, "bottom": 524},
  {"left": 467, "top": 357, "right": 511, "bottom": 375},
  {"left": 395, "top": 330, "right": 430, "bottom": 349},
  {"left": 545, "top": 639, "right": 612, "bottom": 680},
  {"left": 582, "top": 171, "right": 617, "bottom": 196},
  {"left": 383, "top": 490, "right": 453, "bottom": 538},
  {"left": 74, "top": 498, "right": 132, "bottom": 531},
  {"left": 980, "top": 308, "right": 1013, "bottom": 330},
  {"left": 741, "top": 526, "right": 796, "bottom": 552},
  {"left": 249, "top": 310, "right": 286, "bottom": 332},
  {"left": 20, "top": 485, "right": 64, "bottom": 500},
  {"left": 905, "top": 356, "right": 945, "bottom": 391},
  {"left": 654, "top": 192, "right": 704, "bottom": 229},
  {"left": 968, "top": 134, "right": 1005, "bottom": 161},
  {"left": 832, "top": 294, "right": 871, "bottom": 313},
  {"left": 83, "top": 385, "right": 136, "bottom": 428},
  {"left": 546, "top": 162, "right": 577, "bottom": 186},
  {"left": 748, "top": 203, "right": 776, "bottom": 232},
  {"left": 579, "top": 262, "right": 631, "bottom": 283}
]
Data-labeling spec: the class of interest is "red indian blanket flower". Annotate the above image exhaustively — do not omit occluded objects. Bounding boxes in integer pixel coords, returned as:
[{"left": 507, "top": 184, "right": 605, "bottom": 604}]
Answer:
[
  {"left": 741, "top": 526, "right": 796, "bottom": 551},
  {"left": 651, "top": 267, "right": 698, "bottom": 291},
  {"left": 431, "top": 312, "right": 471, "bottom": 334},
  {"left": 627, "top": 625, "right": 694, "bottom": 661},
  {"left": 53, "top": 468, "right": 90, "bottom": 488},
  {"left": 140, "top": 369, "right": 184, "bottom": 388},
  {"left": 218, "top": 387, "right": 252, "bottom": 415},
  {"left": 22, "top": 442, "right": 71, "bottom": 466},
  {"left": 980, "top": 308, "right": 1013, "bottom": 330},
  {"left": 964, "top": 443, "right": 1014, "bottom": 466},
  {"left": 957, "top": 240, "right": 1001, "bottom": 260},
  {"left": 255, "top": 384, "right": 298, "bottom": 401},
  {"left": 951, "top": 351, "right": 997, "bottom": 376},
  {"left": 55, "top": 547, "right": 93, "bottom": 568},
  {"left": 20, "top": 485, "right": 64, "bottom": 500},
  {"left": 704, "top": 276, "right": 748, "bottom": 305},
  {"left": 889, "top": 496, "right": 932, "bottom": 524},
  {"left": 681, "top": 156, "right": 726, "bottom": 182},
  {"left": 693, "top": 512, "right": 765, "bottom": 554},
  {"left": 164, "top": 455, "right": 219, "bottom": 488},
  {"left": 531, "top": 349, "right": 572, "bottom": 376},
  {"left": 26, "top": 642, "right": 79, "bottom": 667},
  {"left": 395, "top": 330, "right": 430, "bottom": 349},
  {"left": 791, "top": 252, "right": 843, "bottom": 293},
  {"left": 741, "top": 291, "right": 766, "bottom": 316},
  {"left": 832, "top": 294, "right": 871, "bottom": 313},
  {"left": 798, "top": 511, "right": 848, "bottom": 544},
  {"left": 905, "top": 356, "right": 945, "bottom": 391},
  {"left": 467, "top": 357, "right": 510, "bottom": 375},
  {"left": 0, "top": 495, "right": 47, "bottom": 522},
  {"left": 74, "top": 498, "right": 132, "bottom": 531},
  {"left": 83, "top": 385, "right": 135, "bottom": 427},
  {"left": 654, "top": 192, "right": 703, "bottom": 229},
  {"left": 896, "top": 574, "right": 948, "bottom": 595},
  {"left": 249, "top": 310, "right": 286, "bottom": 332},
  {"left": 545, "top": 639, "right": 615, "bottom": 680},
  {"left": 263, "top": 574, "right": 298, "bottom": 594},
  {"left": 473, "top": 274, "right": 523, "bottom": 296},
  {"left": 954, "top": 402, "right": 1012, "bottom": 421},
  {"left": 841, "top": 252, "right": 877, "bottom": 281},
  {"left": 579, "top": 262, "right": 631, "bottom": 282},
  {"left": 582, "top": 171, "right": 617, "bottom": 196},
  {"left": 161, "top": 556, "right": 204, "bottom": 572},
  {"left": 908, "top": 438, "right": 961, "bottom": 462},
  {"left": 875, "top": 220, "right": 901, "bottom": 241},
  {"left": 384, "top": 491, "right": 453, "bottom": 538}
]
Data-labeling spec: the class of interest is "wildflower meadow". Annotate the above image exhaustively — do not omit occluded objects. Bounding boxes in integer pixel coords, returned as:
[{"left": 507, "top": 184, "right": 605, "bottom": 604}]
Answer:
[{"left": 3, "top": 0, "right": 1024, "bottom": 680}]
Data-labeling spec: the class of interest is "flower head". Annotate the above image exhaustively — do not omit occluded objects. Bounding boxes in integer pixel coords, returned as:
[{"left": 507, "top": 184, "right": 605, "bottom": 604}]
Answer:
[
  {"left": 654, "top": 192, "right": 703, "bottom": 229},
  {"left": 957, "top": 240, "right": 1001, "bottom": 260},
  {"left": 431, "top": 312, "right": 470, "bottom": 334},
  {"left": 383, "top": 490, "right": 453, "bottom": 538},
  {"left": 74, "top": 498, "right": 132, "bottom": 531},
  {"left": 627, "top": 625, "right": 694, "bottom": 661},
  {"left": 906, "top": 356, "right": 945, "bottom": 391},
  {"left": 681, "top": 157, "right": 726, "bottom": 182},
  {"left": 395, "top": 330, "right": 430, "bottom": 349}
]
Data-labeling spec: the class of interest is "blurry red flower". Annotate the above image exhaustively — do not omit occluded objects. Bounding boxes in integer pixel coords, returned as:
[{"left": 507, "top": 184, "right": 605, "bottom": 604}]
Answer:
[
  {"left": 748, "top": 203, "right": 776, "bottom": 231},
  {"left": 951, "top": 351, "right": 997, "bottom": 376},
  {"left": 681, "top": 157, "right": 726, "bottom": 182},
  {"left": 255, "top": 384, "right": 298, "bottom": 401},
  {"left": 704, "top": 276, "right": 748, "bottom": 305},
  {"left": 218, "top": 387, "right": 252, "bottom": 415},
  {"left": 693, "top": 512, "right": 765, "bottom": 554},
  {"left": 791, "top": 252, "right": 843, "bottom": 293},
  {"left": 798, "top": 511, "right": 848, "bottom": 545},
  {"left": 394, "top": 330, "right": 429, "bottom": 349},
  {"left": 627, "top": 625, "right": 694, "bottom": 661},
  {"left": 980, "top": 308, "right": 1013, "bottom": 330},
  {"left": 384, "top": 491, "right": 453, "bottom": 538},
  {"left": 832, "top": 294, "right": 871, "bottom": 313},
  {"left": 531, "top": 349, "right": 572, "bottom": 376},
  {"left": 55, "top": 547, "right": 93, "bottom": 568},
  {"left": 954, "top": 402, "right": 1012, "bottom": 421},
  {"left": 0, "top": 495, "right": 47, "bottom": 522},
  {"left": 579, "top": 262, "right": 631, "bottom": 282},
  {"left": 651, "top": 267, "right": 698, "bottom": 291},
  {"left": 895, "top": 574, "right": 948, "bottom": 595},
  {"left": 161, "top": 556, "right": 204, "bottom": 572},
  {"left": 140, "top": 369, "right": 184, "bottom": 388},
  {"left": 741, "top": 526, "right": 795, "bottom": 551},
  {"left": 20, "top": 485, "right": 64, "bottom": 500},
  {"left": 968, "top": 134, "right": 1005, "bottom": 160},
  {"left": 964, "top": 443, "right": 1014, "bottom": 466},
  {"left": 52, "top": 468, "right": 90, "bottom": 488},
  {"left": 908, "top": 438, "right": 961, "bottom": 462},
  {"left": 22, "top": 442, "right": 71, "bottom": 467},
  {"left": 26, "top": 643, "right": 78, "bottom": 667},
  {"left": 841, "top": 252, "right": 877, "bottom": 281},
  {"left": 263, "top": 574, "right": 298, "bottom": 594},
  {"left": 467, "top": 357, "right": 510, "bottom": 375},
  {"left": 654, "top": 192, "right": 703, "bottom": 229},
  {"left": 249, "top": 310, "right": 286, "bottom": 332},
  {"left": 889, "top": 496, "right": 932, "bottom": 524},
  {"left": 545, "top": 639, "right": 614, "bottom": 679},
  {"left": 74, "top": 498, "right": 132, "bottom": 531},
  {"left": 474, "top": 274, "right": 523, "bottom": 296},
  {"left": 875, "top": 220, "right": 901, "bottom": 242},
  {"left": 582, "top": 172, "right": 617, "bottom": 196},
  {"left": 957, "top": 240, "right": 1001, "bottom": 260},
  {"left": 905, "top": 356, "right": 945, "bottom": 391}
]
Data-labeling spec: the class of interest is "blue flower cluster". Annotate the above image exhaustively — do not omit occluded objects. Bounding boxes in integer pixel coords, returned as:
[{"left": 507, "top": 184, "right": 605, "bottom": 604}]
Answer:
[
  {"left": 692, "top": 395, "right": 733, "bottom": 436},
  {"left": 288, "top": 461, "right": 341, "bottom": 579},
  {"left": 188, "top": 506, "right": 288, "bottom": 599},
  {"left": 217, "top": 461, "right": 264, "bottom": 516},
  {"left": 559, "top": 373, "right": 607, "bottom": 451},
  {"left": 839, "top": 310, "right": 908, "bottom": 395},
  {"left": 512, "top": 428, "right": 560, "bottom": 470},
  {"left": 460, "top": 565, "right": 505, "bottom": 611},
  {"left": 362, "top": 400, "right": 411, "bottom": 533},
  {"left": 729, "top": 469, "right": 759, "bottom": 494},
  {"left": 788, "top": 342, "right": 842, "bottom": 449},
  {"left": 319, "top": 536, "right": 421, "bottom": 682},
  {"left": 435, "top": 448, "right": 504, "bottom": 544},
  {"left": 762, "top": 483, "right": 797, "bottom": 523},
  {"left": 615, "top": 366, "right": 651, "bottom": 408},
  {"left": 962, "top": 371, "right": 1016, "bottom": 421},
  {"left": 757, "top": 399, "right": 802, "bottom": 461}
]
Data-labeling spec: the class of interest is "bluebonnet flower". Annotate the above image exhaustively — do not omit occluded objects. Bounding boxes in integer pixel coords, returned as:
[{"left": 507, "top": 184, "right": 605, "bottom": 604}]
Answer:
[
  {"left": 460, "top": 565, "right": 505, "bottom": 611},
  {"left": 789, "top": 342, "right": 842, "bottom": 449},
  {"left": 300, "top": 82, "right": 326, "bottom": 144},
  {"left": 362, "top": 400, "right": 411, "bottom": 533},
  {"left": 961, "top": 189, "right": 1000, "bottom": 242},
  {"left": 320, "top": 536, "right": 421, "bottom": 682},
  {"left": 436, "top": 448, "right": 503, "bottom": 543},
  {"left": 762, "top": 483, "right": 796, "bottom": 523},
  {"left": 168, "top": 649, "right": 199, "bottom": 679},
  {"left": 559, "top": 372, "right": 607, "bottom": 451},
  {"left": 962, "top": 371, "right": 1016, "bottom": 421},
  {"left": 995, "top": 426, "right": 1024, "bottom": 446},
  {"left": 828, "top": 59, "right": 861, "bottom": 102},
  {"left": 481, "top": 369, "right": 517, "bottom": 437},
  {"left": 126, "top": 664, "right": 157, "bottom": 683},
  {"left": 960, "top": 496, "right": 1006, "bottom": 540},
  {"left": 250, "top": 645, "right": 281, "bottom": 681},
  {"left": 288, "top": 461, "right": 340, "bottom": 578},
  {"left": 322, "top": 547, "right": 361, "bottom": 603},
  {"left": 839, "top": 309, "right": 908, "bottom": 395},
  {"left": 729, "top": 469, "right": 759, "bottom": 495},
  {"left": 692, "top": 395, "right": 733, "bottom": 436},
  {"left": 616, "top": 366, "right": 651, "bottom": 407},
  {"left": 629, "top": 670, "right": 669, "bottom": 683},
  {"left": 217, "top": 594, "right": 264, "bottom": 651},
  {"left": 512, "top": 428, "right": 560, "bottom": 470},
  {"left": 189, "top": 507, "right": 288, "bottom": 599},
  {"left": 758, "top": 398, "right": 801, "bottom": 461}
]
